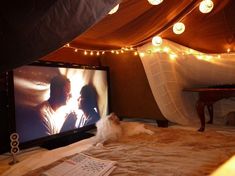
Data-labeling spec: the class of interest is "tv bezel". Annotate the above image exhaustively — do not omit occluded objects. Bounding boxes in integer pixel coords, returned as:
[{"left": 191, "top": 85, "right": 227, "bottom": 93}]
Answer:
[{"left": 7, "top": 60, "right": 111, "bottom": 150}]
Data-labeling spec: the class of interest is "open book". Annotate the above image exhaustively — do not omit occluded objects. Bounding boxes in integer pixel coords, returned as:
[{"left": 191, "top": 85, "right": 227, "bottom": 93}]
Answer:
[{"left": 41, "top": 153, "right": 117, "bottom": 176}]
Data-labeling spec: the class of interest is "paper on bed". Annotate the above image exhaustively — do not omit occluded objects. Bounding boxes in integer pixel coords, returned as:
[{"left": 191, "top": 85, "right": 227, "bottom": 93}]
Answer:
[{"left": 41, "top": 153, "right": 117, "bottom": 176}]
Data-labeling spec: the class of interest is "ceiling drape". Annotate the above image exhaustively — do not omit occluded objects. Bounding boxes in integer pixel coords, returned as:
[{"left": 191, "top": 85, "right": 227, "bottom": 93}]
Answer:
[
  {"left": 72, "top": 0, "right": 234, "bottom": 53},
  {"left": 0, "top": 0, "right": 120, "bottom": 72}
]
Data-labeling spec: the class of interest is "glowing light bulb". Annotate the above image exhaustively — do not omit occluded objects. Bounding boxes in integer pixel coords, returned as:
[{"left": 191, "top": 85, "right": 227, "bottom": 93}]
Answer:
[
  {"left": 84, "top": 51, "right": 87, "bottom": 55},
  {"left": 134, "top": 51, "right": 138, "bottom": 56},
  {"left": 148, "top": 0, "right": 164, "bottom": 5},
  {"left": 197, "top": 55, "right": 203, "bottom": 60},
  {"left": 139, "top": 52, "right": 145, "bottom": 57},
  {"left": 74, "top": 49, "right": 78, "bottom": 52},
  {"left": 173, "top": 22, "right": 185, "bottom": 35},
  {"left": 199, "top": 0, "right": 214, "bottom": 14},
  {"left": 163, "top": 47, "right": 170, "bottom": 53},
  {"left": 154, "top": 47, "right": 161, "bottom": 52},
  {"left": 227, "top": 48, "right": 231, "bottom": 53},
  {"left": 108, "top": 4, "right": 119, "bottom": 14},
  {"left": 146, "top": 50, "right": 152, "bottom": 54},
  {"left": 169, "top": 53, "right": 177, "bottom": 60},
  {"left": 152, "top": 36, "right": 162, "bottom": 46},
  {"left": 206, "top": 55, "right": 212, "bottom": 60}
]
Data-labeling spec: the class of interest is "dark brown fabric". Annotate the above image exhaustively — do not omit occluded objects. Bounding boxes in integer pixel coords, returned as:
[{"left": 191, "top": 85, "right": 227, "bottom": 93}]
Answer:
[
  {"left": 72, "top": 0, "right": 234, "bottom": 53},
  {"left": 0, "top": 0, "right": 120, "bottom": 72}
]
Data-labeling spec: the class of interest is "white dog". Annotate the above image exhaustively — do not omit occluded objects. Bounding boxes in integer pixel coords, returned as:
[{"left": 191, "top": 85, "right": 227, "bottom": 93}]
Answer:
[{"left": 94, "top": 113, "right": 154, "bottom": 146}]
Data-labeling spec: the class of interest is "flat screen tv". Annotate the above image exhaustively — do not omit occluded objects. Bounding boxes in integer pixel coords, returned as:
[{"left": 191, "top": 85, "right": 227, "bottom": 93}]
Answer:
[{"left": 7, "top": 61, "right": 110, "bottom": 149}]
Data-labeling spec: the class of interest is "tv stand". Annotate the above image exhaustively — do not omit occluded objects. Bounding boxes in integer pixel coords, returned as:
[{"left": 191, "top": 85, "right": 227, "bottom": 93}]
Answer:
[{"left": 41, "top": 132, "right": 94, "bottom": 150}]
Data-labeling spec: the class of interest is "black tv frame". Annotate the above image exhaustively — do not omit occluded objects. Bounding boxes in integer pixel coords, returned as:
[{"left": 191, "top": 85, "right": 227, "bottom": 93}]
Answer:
[{"left": 6, "top": 60, "right": 111, "bottom": 150}]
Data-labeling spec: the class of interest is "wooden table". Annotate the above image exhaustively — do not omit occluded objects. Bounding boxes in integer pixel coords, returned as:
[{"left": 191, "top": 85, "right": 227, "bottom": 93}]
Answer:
[{"left": 183, "top": 87, "right": 235, "bottom": 132}]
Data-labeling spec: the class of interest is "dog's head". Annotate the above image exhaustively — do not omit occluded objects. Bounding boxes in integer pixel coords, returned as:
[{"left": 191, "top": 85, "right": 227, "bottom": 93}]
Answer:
[{"left": 107, "top": 112, "right": 120, "bottom": 125}]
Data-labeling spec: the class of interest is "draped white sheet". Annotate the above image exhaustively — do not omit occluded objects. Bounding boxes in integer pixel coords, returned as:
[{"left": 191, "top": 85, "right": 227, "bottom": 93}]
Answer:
[{"left": 138, "top": 40, "right": 235, "bottom": 126}]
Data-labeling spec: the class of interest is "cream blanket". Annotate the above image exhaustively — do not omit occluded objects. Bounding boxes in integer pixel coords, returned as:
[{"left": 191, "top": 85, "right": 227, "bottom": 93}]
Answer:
[{"left": 21, "top": 124, "right": 235, "bottom": 176}]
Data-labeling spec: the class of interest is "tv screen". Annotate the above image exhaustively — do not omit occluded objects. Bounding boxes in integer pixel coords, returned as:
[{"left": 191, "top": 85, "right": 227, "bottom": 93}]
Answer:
[{"left": 8, "top": 61, "right": 109, "bottom": 148}]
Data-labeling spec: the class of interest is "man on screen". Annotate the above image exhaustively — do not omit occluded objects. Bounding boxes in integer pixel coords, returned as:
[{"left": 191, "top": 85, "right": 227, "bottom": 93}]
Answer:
[{"left": 35, "top": 74, "right": 73, "bottom": 135}]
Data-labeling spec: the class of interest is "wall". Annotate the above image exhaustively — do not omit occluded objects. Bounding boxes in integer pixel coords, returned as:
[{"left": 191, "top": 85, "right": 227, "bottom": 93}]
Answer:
[{"left": 100, "top": 52, "right": 165, "bottom": 120}]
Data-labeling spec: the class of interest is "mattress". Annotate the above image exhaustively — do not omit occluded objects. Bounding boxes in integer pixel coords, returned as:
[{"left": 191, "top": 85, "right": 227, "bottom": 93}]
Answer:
[{"left": 3, "top": 123, "right": 235, "bottom": 176}]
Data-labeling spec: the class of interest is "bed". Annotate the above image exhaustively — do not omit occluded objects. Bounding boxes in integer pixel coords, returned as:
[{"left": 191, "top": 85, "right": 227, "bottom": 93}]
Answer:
[{"left": 1, "top": 122, "right": 235, "bottom": 176}]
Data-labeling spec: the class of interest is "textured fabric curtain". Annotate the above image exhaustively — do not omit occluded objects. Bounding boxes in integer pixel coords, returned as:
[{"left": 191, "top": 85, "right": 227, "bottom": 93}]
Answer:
[
  {"left": 0, "top": 0, "right": 120, "bottom": 72},
  {"left": 138, "top": 39, "right": 235, "bottom": 125}
]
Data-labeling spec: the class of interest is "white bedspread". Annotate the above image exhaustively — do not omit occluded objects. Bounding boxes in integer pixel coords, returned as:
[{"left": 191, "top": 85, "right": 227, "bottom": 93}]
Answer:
[{"left": 2, "top": 124, "right": 235, "bottom": 176}]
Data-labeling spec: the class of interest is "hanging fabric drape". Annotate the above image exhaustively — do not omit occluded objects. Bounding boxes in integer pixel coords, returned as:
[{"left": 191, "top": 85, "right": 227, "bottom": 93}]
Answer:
[
  {"left": 138, "top": 39, "right": 235, "bottom": 125},
  {"left": 0, "top": 0, "right": 120, "bottom": 72}
]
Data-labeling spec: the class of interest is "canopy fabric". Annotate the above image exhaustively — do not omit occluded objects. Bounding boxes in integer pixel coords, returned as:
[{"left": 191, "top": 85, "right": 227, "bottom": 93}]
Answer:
[
  {"left": 138, "top": 39, "right": 235, "bottom": 125},
  {"left": 0, "top": 0, "right": 234, "bottom": 72},
  {"left": 0, "top": 0, "right": 120, "bottom": 72},
  {"left": 72, "top": 0, "right": 234, "bottom": 54}
]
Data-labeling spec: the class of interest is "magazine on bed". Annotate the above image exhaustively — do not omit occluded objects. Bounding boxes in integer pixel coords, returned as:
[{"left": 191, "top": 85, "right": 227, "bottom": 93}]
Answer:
[{"left": 41, "top": 153, "right": 117, "bottom": 176}]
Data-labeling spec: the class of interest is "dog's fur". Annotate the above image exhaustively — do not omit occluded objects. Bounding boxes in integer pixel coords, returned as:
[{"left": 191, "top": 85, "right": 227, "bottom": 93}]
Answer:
[{"left": 94, "top": 113, "right": 154, "bottom": 146}]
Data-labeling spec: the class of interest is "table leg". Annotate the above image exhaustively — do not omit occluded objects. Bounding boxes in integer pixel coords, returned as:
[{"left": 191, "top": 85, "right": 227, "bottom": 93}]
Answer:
[
  {"left": 196, "top": 100, "right": 205, "bottom": 132},
  {"left": 207, "top": 104, "right": 213, "bottom": 124}
]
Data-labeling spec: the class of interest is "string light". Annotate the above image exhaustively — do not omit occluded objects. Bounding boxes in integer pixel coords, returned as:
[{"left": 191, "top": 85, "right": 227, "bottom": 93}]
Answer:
[
  {"left": 152, "top": 36, "right": 163, "bottom": 46},
  {"left": 109, "top": 4, "right": 119, "bottom": 14},
  {"left": 199, "top": 0, "right": 214, "bottom": 14},
  {"left": 149, "top": 0, "right": 215, "bottom": 47},
  {"left": 169, "top": 53, "right": 178, "bottom": 60},
  {"left": 64, "top": 44, "right": 138, "bottom": 56},
  {"left": 173, "top": 22, "right": 185, "bottom": 35},
  {"left": 147, "top": 0, "right": 164, "bottom": 5},
  {"left": 139, "top": 52, "right": 145, "bottom": 57},
  {"left": 63, "top": 43, "right": 234, "bottom": 63}
]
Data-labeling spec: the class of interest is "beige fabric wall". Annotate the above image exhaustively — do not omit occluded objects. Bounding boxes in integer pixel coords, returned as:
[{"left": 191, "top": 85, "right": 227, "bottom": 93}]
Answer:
[{"left": 139, "top": 39, "right": 235, "bottom": 126}]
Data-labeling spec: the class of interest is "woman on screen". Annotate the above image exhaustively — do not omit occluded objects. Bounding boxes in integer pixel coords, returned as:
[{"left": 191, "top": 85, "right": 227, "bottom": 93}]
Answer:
[
  {"left": 60, "top": 84, "right": 100, "bottom": 132},
  {"left": 77, "top": 84, "right": 100, "bottom": 127}
]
